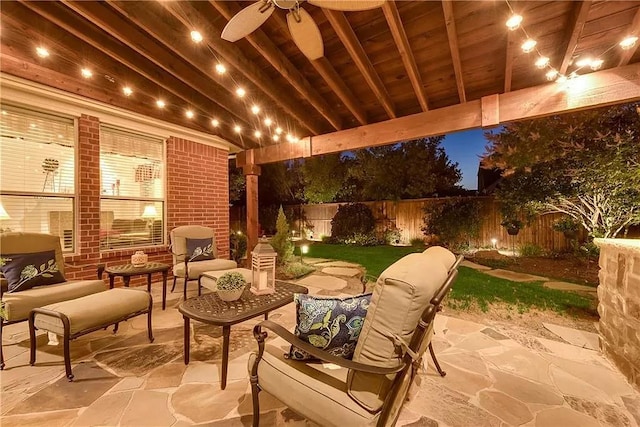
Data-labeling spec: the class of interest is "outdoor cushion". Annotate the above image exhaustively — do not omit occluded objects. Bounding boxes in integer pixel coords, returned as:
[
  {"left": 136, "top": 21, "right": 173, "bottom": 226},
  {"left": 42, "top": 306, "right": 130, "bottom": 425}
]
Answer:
[
  {"left": 1, "top": 279, "right": 106, "bottom": 322},
  {"left": 0, "top": 232, "right": 66, "bottom": 276},
  {"left": 1, "top": 250, "right": 65, "bottom": 292},
  {"left": 423, "top": 246, "right": 456, "bottom": 271},
  {"left": 347, "top": 253, "right": 448, "bottom": 412},
  {"left": 250, "top": 338, "right": 378, "bottom": 427},
  {"left": 34, "top": 288, "right": 149, "bottom": 336},
  {"left": 170, "top": 226, "right": 218, "bottom": 265},
  {"left": 186, "top": 237, "right": 215, "bottom": 262},
  {"left": 289, "top": 293, "right": 371, "bottom": 361},
  {"left": 173, "top": 259, "right": 237, "bottom": 278}
]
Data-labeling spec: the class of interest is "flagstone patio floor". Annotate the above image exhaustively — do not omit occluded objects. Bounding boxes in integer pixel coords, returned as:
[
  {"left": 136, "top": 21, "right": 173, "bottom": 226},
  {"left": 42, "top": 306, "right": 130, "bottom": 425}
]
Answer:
[{"left": 1, "top": 267, "right": 639, "bottom": 427}]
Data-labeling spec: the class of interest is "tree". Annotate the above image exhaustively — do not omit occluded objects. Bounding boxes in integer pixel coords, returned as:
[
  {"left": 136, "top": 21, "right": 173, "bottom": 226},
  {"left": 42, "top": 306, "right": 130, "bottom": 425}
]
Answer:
[
  {"left": 228, "top": 161, "right": 246, "bottom": 205},
  {"left": 270, "top": 206, "right": 294, "bottom": 265},
  {"left": 484, "top": 102, "right": 640, "bottom": 238},
  {"left": 301, "top": 153, "right": 346, "bottom": 203}
]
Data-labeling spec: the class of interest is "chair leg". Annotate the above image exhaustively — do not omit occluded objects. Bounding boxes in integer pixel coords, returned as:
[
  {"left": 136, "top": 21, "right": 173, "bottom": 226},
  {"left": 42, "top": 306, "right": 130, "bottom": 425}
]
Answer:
[
  {"left": 183, "top": 277, "right": 188, "bottom": 300},
  {"left": 28, "top": 313, "right": 36, "bottom": 366},
  {"left": 429, "top": 342, "right": 446, "bottom": 377},
  {"left": 250, "top": 377, "right": 261, "bottom": 427},
  {"left": 171, "top": 277, "right": 177, "bottom": 293},
  {"left": 147, "top": 296, "right": 154, "bottom": 343},
  {"left": 1, "top": 318, "right": 5, "bottom": 370}
]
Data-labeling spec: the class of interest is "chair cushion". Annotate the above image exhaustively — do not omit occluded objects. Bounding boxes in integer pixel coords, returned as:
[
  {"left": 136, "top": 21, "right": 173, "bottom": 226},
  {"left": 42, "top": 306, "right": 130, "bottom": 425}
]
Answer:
[
  {"left": 0, "top": 232, "right": 66, "bottom": 276},
  {"left": 170, "top": 226, "right": 217, "bottom": 265},
  {"left": 186, "top": 237, "right": 215, "bottom": 262},
  {"left": 173, "top": 259, "right": 237, "bottom": 278},
  {"left": 289, "top": 293, "right": 371, "bottom": 361},
  {"left": 1, "top": 279, "right": 106, "bottom": 322},
  {"left": 347, "top": 253, "right": 447, "bottom": 412},
  {"left": 249, "top": 339, "right": 378, "bottom": 427},
  {"left": 422, "top": 246, "right": 456, "bottom": 271},
  {"left": 1, "top": 250, "right": 65, "bottom": 292}
]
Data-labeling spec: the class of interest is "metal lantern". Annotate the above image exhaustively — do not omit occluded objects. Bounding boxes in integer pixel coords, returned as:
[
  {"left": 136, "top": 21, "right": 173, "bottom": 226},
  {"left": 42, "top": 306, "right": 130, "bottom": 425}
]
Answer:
[{"left": 251, "top": 239, "right": 277, "bottom": 295}]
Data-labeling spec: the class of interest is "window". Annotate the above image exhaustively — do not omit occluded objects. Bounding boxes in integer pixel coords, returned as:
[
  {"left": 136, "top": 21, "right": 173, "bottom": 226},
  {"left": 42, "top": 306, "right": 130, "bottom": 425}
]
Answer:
[
  {"left": 99, "top": 126, "right": 165, "bottom": 250},
  {"left": 0, "top": 105, "right": 76, "bottom": 252}
]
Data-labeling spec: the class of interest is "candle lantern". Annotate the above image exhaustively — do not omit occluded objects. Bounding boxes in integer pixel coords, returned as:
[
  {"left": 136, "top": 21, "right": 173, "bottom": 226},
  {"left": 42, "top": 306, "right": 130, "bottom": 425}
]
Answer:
[{"left": 251, "top": 238, "right": 277, "bottom": 295}]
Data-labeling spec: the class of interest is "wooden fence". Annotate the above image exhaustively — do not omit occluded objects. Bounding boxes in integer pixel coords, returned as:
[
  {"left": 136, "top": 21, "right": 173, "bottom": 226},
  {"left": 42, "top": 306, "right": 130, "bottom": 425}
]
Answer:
[{"left": 230, "top": 197, "right": 585, "bottom": 252}]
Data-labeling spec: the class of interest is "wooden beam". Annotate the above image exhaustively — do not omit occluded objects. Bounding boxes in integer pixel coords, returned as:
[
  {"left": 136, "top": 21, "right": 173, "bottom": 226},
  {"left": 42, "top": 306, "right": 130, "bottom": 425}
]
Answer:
[
  {"left": 238, "top": 62, "right": 640, "bottom": 165},
  {"left": 558, "top": 1, "right": 592, "bottom": 75},
  {"left": 504, "top": 30, "right": 516, "bottom": 93},
  {"left": 441, "top": 0, "right": 466, "bottom": 103},
  {"left": 16, "top": 0, "right": 248, "bottom": 147},
  {"left": 210, "top": 0, "right": 343, "bottom": 131},
  {"left": 481, "top": 95, "right": 499, "bottom": 128},
  {"left": 382, "top": 1, "right": 429, "bottom": 112},
  {"left": 617, "top": 7, "right": 640, "bottom": 67},
  {"left": 323, "top": 9, "right": 397, "bottom": 119},
  {"left": 161, "top": 1, "right": 324, "bottom": 136},
  {"left": 270, "top": 12, "right": 368, "bottom": 126},
  {"left": 245, "top": 172, "right": 260, "bottom": 258}
]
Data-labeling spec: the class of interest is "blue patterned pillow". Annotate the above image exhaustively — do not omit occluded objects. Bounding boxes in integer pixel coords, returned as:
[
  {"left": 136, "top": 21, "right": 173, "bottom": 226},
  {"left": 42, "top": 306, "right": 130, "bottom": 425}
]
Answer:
[
  {"left": 0, "top": 250, "right": 65, "bottom": 293},
  {"left": 288, "top": 293, "right": 371, "bottom": 361},
  {"left": 186, "top": 238, "right": 214, "bottom": 262}
]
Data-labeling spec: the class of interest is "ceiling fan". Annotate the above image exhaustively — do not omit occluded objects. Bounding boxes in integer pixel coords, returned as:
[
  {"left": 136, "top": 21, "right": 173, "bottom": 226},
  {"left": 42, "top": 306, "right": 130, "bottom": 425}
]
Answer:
[{"left": 221, "top": 0, "right": 385, "bottom": 60}]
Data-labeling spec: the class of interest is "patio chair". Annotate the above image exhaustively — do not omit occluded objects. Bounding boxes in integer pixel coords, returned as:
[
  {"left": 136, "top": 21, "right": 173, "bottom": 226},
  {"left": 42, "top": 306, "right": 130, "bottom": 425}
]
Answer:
[
  {"left": 248, "top": 248, "right": 461, "bottom": 427},
  {"left": 0, "top": 232, "right": 106, "bottom": 369},
  {"left": 169, "top": 225, "right": 237, "bottom": 300}
]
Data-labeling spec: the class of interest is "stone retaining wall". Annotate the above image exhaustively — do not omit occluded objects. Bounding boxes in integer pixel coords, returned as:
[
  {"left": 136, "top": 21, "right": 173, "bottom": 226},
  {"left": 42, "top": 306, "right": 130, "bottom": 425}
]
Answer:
[{"left": 596, "top": 238, "right": 640, "bottom": 389}]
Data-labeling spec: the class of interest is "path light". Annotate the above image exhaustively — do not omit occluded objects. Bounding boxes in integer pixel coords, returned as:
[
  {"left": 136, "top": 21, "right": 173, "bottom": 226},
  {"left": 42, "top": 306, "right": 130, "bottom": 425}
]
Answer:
[
  {"left": 491, "top": 238, "right": 498, "bottom": 249},
  {"left": 251, "top": 238, "right": 277, "bottom": 295}
]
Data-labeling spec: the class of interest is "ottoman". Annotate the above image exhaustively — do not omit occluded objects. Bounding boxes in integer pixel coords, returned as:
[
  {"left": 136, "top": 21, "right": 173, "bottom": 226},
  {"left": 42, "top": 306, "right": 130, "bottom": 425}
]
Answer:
[
  {"left": 198, "top": 268, "right": 253, "bottom": 295},
  {"left": 28, "top": 288, "right": 154, "bottom": 381}
]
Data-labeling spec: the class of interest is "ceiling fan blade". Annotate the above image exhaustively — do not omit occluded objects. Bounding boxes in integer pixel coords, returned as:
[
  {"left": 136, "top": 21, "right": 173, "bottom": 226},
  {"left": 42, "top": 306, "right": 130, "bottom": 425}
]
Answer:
[
  {"left": 287, "top": 9, "right": 324, "bottom": 60},
  {"left": 307, "top": 0, "right": 385, "bottom": 12},
  {"left": 221, "top": 1, "right": 274, "bottom": 42}
]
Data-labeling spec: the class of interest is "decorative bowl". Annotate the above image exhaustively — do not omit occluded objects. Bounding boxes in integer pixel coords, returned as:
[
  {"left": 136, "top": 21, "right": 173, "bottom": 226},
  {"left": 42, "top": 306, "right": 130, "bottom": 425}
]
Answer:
[{"left": 217, "top": 288, "right": 244, "bottom": 302}]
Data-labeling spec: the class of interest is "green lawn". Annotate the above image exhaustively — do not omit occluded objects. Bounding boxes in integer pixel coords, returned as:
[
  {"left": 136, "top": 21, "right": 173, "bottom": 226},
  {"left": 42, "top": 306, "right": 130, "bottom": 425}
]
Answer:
[{"left": 302, "top": 243, "right": 595, "bottom": 315}]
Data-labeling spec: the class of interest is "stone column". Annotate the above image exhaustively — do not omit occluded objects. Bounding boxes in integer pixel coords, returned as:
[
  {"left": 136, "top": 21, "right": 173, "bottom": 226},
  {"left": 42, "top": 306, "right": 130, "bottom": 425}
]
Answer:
[{"left": 595, "top": 238, "right": 640, "bottom": 389}]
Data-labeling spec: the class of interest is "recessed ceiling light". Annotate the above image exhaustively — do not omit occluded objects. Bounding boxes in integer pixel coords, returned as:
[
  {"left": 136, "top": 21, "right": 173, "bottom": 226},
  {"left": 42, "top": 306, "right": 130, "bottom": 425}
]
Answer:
[
  {"left": 190, "top": 30, "right": 203, "bottom": 43},
  {"left": 506, "top": 14, "right": 523, "bottom": 31},
  {"left": 122, "top": 86, "right": 133, "bottom": 96},
  {"left": 234, "top": 125, "right": 242, "bottom": 133},
  {"left": 81, "top": 68, "right": 93, "bottom": 78},
  {"left": 264, "top": 117, "right": 272, "bottom": 126},
  {"left": 35, "top": 46, "right": 50, "bottom": 58},
  {"left": 236, "top": 87, "right": 246, "bottom": 98},
  {"left": 272, "top": 134, "right": 279, "bottom": 142},
  {"left": 251, "top": 105, "right": 260, "bottom": 115},
  {"left": 254, "top": 130, "right": 262, "bottom": 138},
  {"left": 545, "top": 69, "right": 558, "bottom": 81},
  {"left": 211, "top": 118, "right": 220, "bottom": 127},
  {"left": 590, "top": 59, "right": 603, "bottom": 70},
  {"left": 156, "top": 99, "right": 166, "bottom": 108},
  {"left": 215, "top": 63, "right": 226, "bottom": 75},
  {"left": 185, "top": 110, "right": 195, "bottom": 119},
  {"left": 620, "top": 36, "right": 638, "bottom": 50},
  {"left": 535, "top": 56, "right": 549, "bottom": 69},
  {"left": 275, "top": 127, "right": 283, "bottom": 135},
  {"left": 521, "top": 39, "right": 537, "bottom": 53}
]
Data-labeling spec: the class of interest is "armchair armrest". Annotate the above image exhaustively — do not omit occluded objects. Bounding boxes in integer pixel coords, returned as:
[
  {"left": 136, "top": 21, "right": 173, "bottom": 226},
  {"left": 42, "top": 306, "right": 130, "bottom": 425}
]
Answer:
[{"left": 253, "top": 320, "right": 405, "bottom": 375}]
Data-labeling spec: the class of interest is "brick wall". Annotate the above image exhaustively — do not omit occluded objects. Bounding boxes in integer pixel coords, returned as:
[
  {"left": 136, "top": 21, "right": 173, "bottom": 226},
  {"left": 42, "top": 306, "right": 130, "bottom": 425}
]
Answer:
[{"left": 64, "top": 116, "right": 230, "bottom": 288}]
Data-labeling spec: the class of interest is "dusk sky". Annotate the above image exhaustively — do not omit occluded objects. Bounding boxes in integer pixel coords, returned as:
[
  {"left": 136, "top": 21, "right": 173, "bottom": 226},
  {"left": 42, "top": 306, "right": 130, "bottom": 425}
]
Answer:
[{"left": 440, "top": 128, "right": 491, "bottom": 190}]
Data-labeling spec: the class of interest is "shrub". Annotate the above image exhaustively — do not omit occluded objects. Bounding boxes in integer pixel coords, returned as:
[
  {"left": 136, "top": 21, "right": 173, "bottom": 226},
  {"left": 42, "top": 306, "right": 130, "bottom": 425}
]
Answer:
[
  {"left": 422, "top": 198, "right": 482, "bottom": 249},
  {"left": 321, "top": 235, "right": 337, "bottom": 244},
  {"left": 216, "top": 272, "right": 246, "bottom": 291},
  {"left": 553, "top": 217, "right": 580, "bottom": 234},
  {"left": 353, "top": 232, "right": 384, "bottom": 246},
  {"left": 519, "top": 243, "right": 544, "bottom": 257},
  {"left": 270, "top": 206, "right": 294, "bottom": 265},
  {"left": 331, "top": 203, "right": 375, "bottom": 244},
  {"left": 410, "top": 237, "right": 425, "bottom": 247},
  {"left": 384, "top": 226, "right": 402, "bottom": 245},
  {"left": 229, "top": 232, "right": 247, "bottom": 264}
]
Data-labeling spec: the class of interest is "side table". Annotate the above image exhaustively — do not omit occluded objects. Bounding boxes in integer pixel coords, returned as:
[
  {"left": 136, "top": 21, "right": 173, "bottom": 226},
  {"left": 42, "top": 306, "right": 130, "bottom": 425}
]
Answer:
[
  {"left": 178, "top": 281, "right": 308, "bottom": 389},
  {"left": 99, "top": 262, "right": 170, "bottom": 310}
]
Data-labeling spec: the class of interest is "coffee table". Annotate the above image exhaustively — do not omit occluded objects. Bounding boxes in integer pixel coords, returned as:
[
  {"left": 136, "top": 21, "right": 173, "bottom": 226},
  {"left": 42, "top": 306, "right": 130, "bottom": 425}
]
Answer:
[
  {"left": 178, "top": 281, "right": 308, "bottom": 390},
  {"left": 99, "top": 262, "right": 170, "bottom": 310}
]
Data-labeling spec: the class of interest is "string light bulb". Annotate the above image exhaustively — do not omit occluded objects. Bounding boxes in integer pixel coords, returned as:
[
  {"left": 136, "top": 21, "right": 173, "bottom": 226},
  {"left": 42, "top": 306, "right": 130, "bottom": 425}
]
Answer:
[
  {"left": 506, "top": 14, "right": 523, "bottom": 31},
  {"left": 235, "top": 87, "right": 246, "bottom": 98},
  {"left": 535, "top": 56, "right": 549, "bottom": 69},
  {"left": 185, "top": 110, "right": 195, "bottom": 119},
  {"left": 122, "top": 86, "right": 133, "bottom": 96},
  {"left": 215, "top": 63, "right": 227, "bottom": 75},
  {"left": 35, "top": 46, "right": 50, "bottom": 58},
  {"left": 156, "top": 99, "right": 166, "bottom": 108},
  {"left": 190, "top": 30, "right": 203, "bottom": 43},
  {"left": 254, "top": 130, "right": 262, "bottom": 138},
  {"left": 590, "top": 59, "right": 604, "bottom": 70},
  {"left": 80, "top": 68, "right": 93, "bottom": 78},
  {"left": 211, "top": 118, "right": 220, "bottom": 127},
  {"left": 272, "top": 134, "right": 279, "bottom": 142},
  {"left": 620, "top": 36, "right": 638, "bottom": 50},
  {"left": 575, "top": 57, "right": 592, "bottom": 67},
  {"left": 556, "top": 75, "right": 568, "bottom": 84},
  {"left": 251, "top": 105, "right": 260, "bottom": 115},
  {"left": 275, "top": 127, "right": 283, "bottom": 135},
  {"left": 521, "top": 39, "right": 537, "bottom": 53},
  {"left": 545, "top": 69, "right": 558, "bottom": 81},
  {"left": 234, "top": 125, "right": 242, "bottom": 134},
  {"left": 264, "top": 117, "right": 272, "bottom": 126}
]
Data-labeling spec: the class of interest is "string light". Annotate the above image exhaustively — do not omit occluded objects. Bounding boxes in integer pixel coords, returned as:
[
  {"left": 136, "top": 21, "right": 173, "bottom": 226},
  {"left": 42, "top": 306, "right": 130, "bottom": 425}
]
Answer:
[
  {"left": 545, "top": 69, "right": 558, "bottom": 81},
  {"left": 211, "top": 118, "right": 220, "bottom": 127},
  {"left": 575, "top": 57, "right": 592, "bottom": 67},
  {"left": 590, "top": 59, "right": 604, "bottom": 70},
  {"left": 505, "top": 14, "right": 523, "bottom": 31},
  {"left": 80, "top": 68, "right": 93, "bottom": 78},
  {"left": 122, "top": 86, "right": 133, "bottom": 96},
  {"left": 185, "top": 109, "right": 195, "bottom": 119},
  {"left": 190, "top": 30, "right": 203, "bottom": 43},
  {"left": 275, "top": 127, "right": 283, "bottom": 135},
  {"left": 264, "top": 117, "right": 272, "bottom": 126},
  {"left": 556, "top": 75, "right": 568, "bottom": 84},
  {"left": 35, "top": 46, "right": 50, "bottom": 58},
  {"left": 272, "top": 134, "right": 279, "bottom": 142},
  {"left": 156, "top": 99, "right": 166, "bottom": 108},
  {"left": 620, "top": 36, "right": 638, "bottom": 50},
  {"left": 235, "top": 87, "right": 246, "bottom": 98},
  {"left": 254, "top": 130, "right": 262, "bottom": 138},
  {"left": 215, "top": 63, "right": 226, "bottom": 75},
  {"left": 251, "top": 105, "right": 260, "bottom": 115},
  {"left": 535, "top": 57, "right": 549, "bottom": 69},
  {"left": 233, "top": 125, "right": 242, "bottom": 134},
  {"left": 521, "top": 39, "right": 537, "bottom": 53}
]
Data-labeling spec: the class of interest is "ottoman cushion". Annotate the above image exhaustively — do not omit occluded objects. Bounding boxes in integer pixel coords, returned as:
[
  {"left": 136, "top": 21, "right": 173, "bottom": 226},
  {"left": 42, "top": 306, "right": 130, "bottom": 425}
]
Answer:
[
  {"left": 34, "top": 288, "right": 150, "bottom": 336},
  {"left": 173, "top": 259, "right": 238, "bottom": 278},
  {"left": 200, "top": 268, "right": 253, "bottom": 292}
]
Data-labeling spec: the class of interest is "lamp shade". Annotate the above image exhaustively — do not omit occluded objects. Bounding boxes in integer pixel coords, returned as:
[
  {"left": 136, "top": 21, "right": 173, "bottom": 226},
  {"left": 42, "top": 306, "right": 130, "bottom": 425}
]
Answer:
[
  {"left": 141, "top": 204, "right": 158, "bottom": 218},
  {"left": 0, "top": 201, "right": 10, "bottom": 220}
]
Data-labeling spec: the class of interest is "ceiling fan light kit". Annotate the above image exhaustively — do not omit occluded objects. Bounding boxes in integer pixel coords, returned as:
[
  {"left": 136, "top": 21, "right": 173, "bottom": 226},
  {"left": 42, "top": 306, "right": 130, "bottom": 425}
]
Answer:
[{"left": 221, "top": 0, "right": 386, "bottom": 60}]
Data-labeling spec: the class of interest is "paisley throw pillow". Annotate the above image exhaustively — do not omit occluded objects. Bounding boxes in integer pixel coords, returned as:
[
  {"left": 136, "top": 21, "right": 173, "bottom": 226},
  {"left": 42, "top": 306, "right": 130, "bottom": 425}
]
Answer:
[
  {"left": 186, "top": 238, "right": 215, "bottom": 262},
  {"left": 288, "top": 293, "right": 372, "bottom": 361},
  {"left": 0, "top": 250, "right": 65, "bottom": 293}
]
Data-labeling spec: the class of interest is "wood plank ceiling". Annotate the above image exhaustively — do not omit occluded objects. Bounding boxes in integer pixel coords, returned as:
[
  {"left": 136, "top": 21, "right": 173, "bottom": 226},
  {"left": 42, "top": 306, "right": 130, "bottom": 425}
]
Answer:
[{"left": 1, "top": 1, "right": 639, "bottom": 151}]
